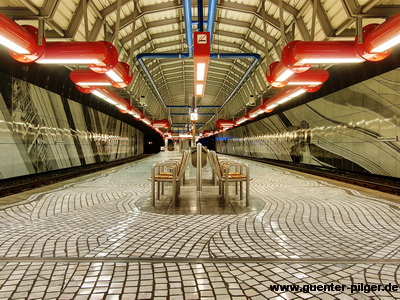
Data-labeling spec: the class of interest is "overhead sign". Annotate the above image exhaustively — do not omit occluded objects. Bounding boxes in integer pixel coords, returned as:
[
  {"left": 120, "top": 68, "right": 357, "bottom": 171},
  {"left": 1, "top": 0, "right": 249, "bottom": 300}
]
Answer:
[
  {"left": 197, "top": 33, "right": 208, "bottom": 44},
  {"left": 194, "top": 32, "right": 210, "bottom": 58}
]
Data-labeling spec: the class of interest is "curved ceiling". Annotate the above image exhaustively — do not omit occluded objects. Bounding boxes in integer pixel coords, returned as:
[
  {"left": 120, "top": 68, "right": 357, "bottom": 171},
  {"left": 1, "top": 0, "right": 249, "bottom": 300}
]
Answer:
[{"left": 1, "top": 0, "right": 399, "bottom": 134}]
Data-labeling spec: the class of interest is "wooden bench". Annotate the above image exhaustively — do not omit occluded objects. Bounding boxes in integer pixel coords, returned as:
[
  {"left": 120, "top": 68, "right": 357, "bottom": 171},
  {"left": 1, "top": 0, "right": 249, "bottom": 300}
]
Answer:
[
  {"left": 208, "top": 151, "right": 251, "bottom": 206},
  {"left": 150, "top": 150, "right": 190, "bottom": 207}
]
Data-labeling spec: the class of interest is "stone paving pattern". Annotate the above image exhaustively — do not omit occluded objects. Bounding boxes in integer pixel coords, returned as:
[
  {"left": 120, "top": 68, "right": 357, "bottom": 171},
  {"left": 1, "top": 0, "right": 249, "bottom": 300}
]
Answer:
[{"left": 0, "top": 153, "right": 399, "bottom": 299}]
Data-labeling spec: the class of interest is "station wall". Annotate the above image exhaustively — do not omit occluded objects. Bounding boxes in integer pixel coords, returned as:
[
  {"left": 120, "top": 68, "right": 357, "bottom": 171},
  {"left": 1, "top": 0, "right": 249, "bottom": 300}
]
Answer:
[
  {"left": 0, "top": 72, "right": 144, "bottom": 179},
  {"left": 216, "top": 67, "right": 400, "bottom": 179}
]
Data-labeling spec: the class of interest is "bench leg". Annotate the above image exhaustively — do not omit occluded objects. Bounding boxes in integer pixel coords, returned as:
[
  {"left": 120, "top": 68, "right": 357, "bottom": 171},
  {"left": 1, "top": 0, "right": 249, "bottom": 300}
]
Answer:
[
  {"left": 172, "top": 181, "right": 177, "bottom": 207},
  {"left": 246, "top": 179, "right": 249, "bottom": 206},
  {"left": 157, "top": 181, "right": 160, "bottom": 200},
  {"left": 225, "top": 180, "right": 229, "bottom": 206},
  {"left": 235, "top": 182, "right": 238, "bottom": 195},
  {"left": 151, "top": 179, "right": 156, "bottom": 206},
  {"left": 240, "top": 181, "right": 243, "bottom": 200}
]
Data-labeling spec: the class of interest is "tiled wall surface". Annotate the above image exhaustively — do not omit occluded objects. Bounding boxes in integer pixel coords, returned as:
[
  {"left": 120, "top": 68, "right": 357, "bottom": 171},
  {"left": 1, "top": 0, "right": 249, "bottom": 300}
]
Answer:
[
  {"left": 0, "top": 72, "right": 144, "bottom": 179},
  {"left": 217, "top": 68, "right": 400, "bottom": 178}
]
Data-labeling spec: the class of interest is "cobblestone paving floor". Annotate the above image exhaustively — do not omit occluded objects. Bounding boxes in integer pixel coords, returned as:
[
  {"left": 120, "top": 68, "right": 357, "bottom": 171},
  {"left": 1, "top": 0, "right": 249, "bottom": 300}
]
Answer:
[{"left": 0, "top": 153, "right": 399, "bottom": 299}]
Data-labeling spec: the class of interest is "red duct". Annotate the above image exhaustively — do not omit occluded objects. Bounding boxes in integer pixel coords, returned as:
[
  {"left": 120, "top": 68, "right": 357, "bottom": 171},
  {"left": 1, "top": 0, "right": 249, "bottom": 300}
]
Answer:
[
  {"left": 71, "top": 70, "right": 112, "bottom": 88},
  {"left": 266, "top": 61, "right": 294, "bottom": 87},
  {"left": 152, "top": 119, "right": 171, "bottom": 128},
  {"left": 248, "top": 106, "right": 265, "bottom": 119},
  {"left": 0, "top": 13, "right": 46, "bottom": 63},
  {"left": 216, "top": 118, "right": 235, "bottom": 128},
  {"left": 70, "top": 62, "right": 133, "bottom": 89},
  {"left": 355, "top": 12, "right": 400, "bottom": 61},
  {"left": 94, "top": 87, "right": 130, "bottom": 108},
  {"left": 286, "top": 69, "right": 329, "bottom": 87},
  {"left": 267, "top": 61, "right": 329, "bottom": 87},
  {"left": 141, "top": 115, "right": 153, "bottom": 126},
  {"left": 104, "top": 62, "right": 133, "bottom": 88},
  {"left": 235, "top": 114, "right": 250, "bottom": 126},
  {"left": 36, "top": 41, "right": 118, "bottom": 73},
  {"left": 282, "top": 41, "right": 364, "bottom": 73}
]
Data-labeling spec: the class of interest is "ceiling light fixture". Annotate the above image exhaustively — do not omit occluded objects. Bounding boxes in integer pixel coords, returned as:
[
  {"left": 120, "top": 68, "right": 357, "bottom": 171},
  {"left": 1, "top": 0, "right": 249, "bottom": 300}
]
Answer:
[
  {"left": 282, "top": 41, "right": 365, "bottom": 73},
  {"left": 70, "top": 62, "right": 133, "bottom": 89},
  {"left": 36, "top": 41, "right": 119, "bottom": 73},
  {"left": 193, "top": 32, "right": 210, "bottom": 97},
  {"left": 195, "top": 84, "right": 204, "bottom": 96},
  {"left": 356, "top": 12, "right": 400, "bottom": 61},
  {"left": 0, "top": 13, "right": 46, "bottom": 63}
]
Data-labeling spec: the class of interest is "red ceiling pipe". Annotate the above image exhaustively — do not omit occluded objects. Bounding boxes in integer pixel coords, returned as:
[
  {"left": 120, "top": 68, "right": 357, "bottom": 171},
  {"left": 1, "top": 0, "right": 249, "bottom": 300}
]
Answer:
[
  {"left": 71, "top": 70, "right": 112, "bottom": 88},
  {"left": 282, "top": 41, "right": 364, "bottom": 73},
  {"left": 75, "top": 85, "right": 96, "bottom": 94},
  {"left": 141, "top": 115, "right": 153, "bottom": 126},
  {"left": 267, "top": 62, "right": 330, "bottom": 88},
  {"left": 286, "top": 69, "right": 329, "bottom": 87},
  {"left": 105, "top": 62, "right": 133, "bottom": 88},
  {"left": 266, "top": 61, "right": 294, "bottom": 87},
  {"left": 262, "top": 87, "right": 304, "bottom": 111},
  {"left": 355, "top": 12, "right": 400, "bottom": 61},
  {"left": 247, "top": 106, "right": 265, "bottom": 119},
  {"left": 94, "top": 87, "right": 131, "bottom": 109},
  {"left": 152, "top": 119, "right": 171, "bottom": 128},
  {"left": 70, "top": 62, "right": 133, "bottom": 89},
  {"left": 0, "top": 13, "right": 46, "bottom": 63},
  {"left": 36, "top": 41, "right": 118, "bottom": 73},
  {"left": 235, "top": 114, "right": 250, "bottom": 126},
  {"left": 216, "top": 118, "right": 235, "bottom": 128}
]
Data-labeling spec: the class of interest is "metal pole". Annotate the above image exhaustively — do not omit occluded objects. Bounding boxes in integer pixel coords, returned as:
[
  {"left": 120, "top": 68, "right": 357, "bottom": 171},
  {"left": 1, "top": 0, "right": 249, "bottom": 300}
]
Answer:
[{"left": 196, "top": 143, "right": 202, "bottom": 191}]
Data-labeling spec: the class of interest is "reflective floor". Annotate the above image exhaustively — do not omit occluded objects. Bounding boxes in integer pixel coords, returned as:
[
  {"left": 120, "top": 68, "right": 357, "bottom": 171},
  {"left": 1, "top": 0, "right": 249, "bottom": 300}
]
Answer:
[{"left": 0, "top": 151, "right": 399, "bottom": 299}]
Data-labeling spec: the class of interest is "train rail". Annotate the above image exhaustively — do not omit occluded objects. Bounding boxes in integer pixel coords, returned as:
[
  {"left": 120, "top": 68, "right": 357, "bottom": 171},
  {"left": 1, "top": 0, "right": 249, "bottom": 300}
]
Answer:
[
  {"left": 227, "top": 154, "right": 400, "bottom": 196},
  {"left": 0, "top": 154, "right": 152, "bottom": 198}
]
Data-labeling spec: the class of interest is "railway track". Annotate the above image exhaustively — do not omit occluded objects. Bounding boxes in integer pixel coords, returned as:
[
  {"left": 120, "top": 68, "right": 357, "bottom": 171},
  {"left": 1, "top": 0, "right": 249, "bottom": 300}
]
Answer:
[
  {"left": 227, "top": 154, "right": 400, "bottom": 196},
  {"left": 0, "top": 154, "right": 153, "bottom": 197}
]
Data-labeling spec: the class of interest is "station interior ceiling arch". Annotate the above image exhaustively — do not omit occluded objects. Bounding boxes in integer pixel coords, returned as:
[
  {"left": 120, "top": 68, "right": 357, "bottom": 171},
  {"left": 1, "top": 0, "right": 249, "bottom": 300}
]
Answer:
[{"left": 0, "top": 0, "right": 399, "bottom": 136}]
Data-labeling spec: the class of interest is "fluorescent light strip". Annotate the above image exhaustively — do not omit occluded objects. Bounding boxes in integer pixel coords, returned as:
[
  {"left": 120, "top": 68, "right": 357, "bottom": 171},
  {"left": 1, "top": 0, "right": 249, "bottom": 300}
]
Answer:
[
  {"left": 106, "top": 70, "right": 124, "bottom": 82},
  {"left": 0, "top": 35, "right": 30, "bottom": 54},
  {"left": 275, "top": 69, "right": 294, "bottom": 82},
  {"left": 36, "top": 59, "right": 101, "bottom": 64},
  {"left": 250, "top": 110, "right": 264, "bottom": 118},
  {"left": 196, "top": 83, "right": 204, "bottom": 96},
  {"left": 277, "top": 97, "right": 291, "bottom": 104},
  {"left": 116, "top": 104, "right": 126, "bottom": 110},
  {"left": 92, "top": 90, "right": 107, "bottom": 99},
  {"left": 276, "top": 89, "right": 306, "bottom": 104},
  {"left": 287, "top": 82, "right": 322, "bottom": 86},
  {"left": 371, "top": 34, "right": 400, "bottom": 53},
  {"left": 103, "top": 98, "right": 117, "bottom": 105},
  {"left": 77, "top": 82, "right": 112, "bottom": 86},
  {"left": 142, "top": 119, "right": 151, "bottom": 125},
  {"left": 128, "top": 111, "right": 140, "bottom": 118},
  {"left": 196, "top": 63, "right": 206, "bottom": 81},
  {"left": 300, "top": 58, "right": 364, "bottom": 64},
  {"left": 289, "top": 89, "right": 307, "bottom": 98},
  {"left": 92, "top": 90, "right": 118, "bottom": 105},
  {"left": 266, "top": 104, "right": 278, "bottom": 110}
]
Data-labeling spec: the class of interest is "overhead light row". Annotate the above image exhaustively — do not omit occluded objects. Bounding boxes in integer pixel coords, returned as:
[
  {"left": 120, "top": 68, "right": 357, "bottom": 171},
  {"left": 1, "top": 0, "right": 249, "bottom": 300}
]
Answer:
[
  {"left": 193, "top": 32, "right": 210, "bottom": 97},
  {"left": 206, "top": 11, "right": 400, "bottom": 136},
  {"left": 0, "top": 13, "right": 166, "bottom": 135}
]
